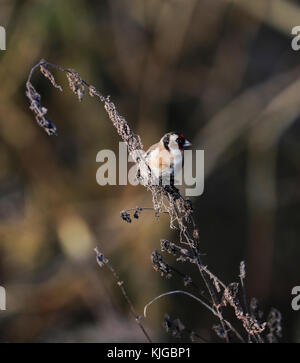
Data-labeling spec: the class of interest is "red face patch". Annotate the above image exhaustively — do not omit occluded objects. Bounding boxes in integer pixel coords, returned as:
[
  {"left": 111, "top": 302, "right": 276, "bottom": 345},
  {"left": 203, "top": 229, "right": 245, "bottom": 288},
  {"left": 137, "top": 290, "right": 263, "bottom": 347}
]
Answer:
[{"left": 177, "top": 134, "right": 185, "bottom": 150}]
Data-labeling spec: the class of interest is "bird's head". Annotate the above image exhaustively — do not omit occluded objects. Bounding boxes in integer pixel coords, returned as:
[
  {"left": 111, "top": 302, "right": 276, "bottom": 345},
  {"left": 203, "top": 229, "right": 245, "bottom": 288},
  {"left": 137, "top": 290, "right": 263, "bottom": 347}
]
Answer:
[{"left": 161, "top": 132, "right": 192, "bottom": 151}]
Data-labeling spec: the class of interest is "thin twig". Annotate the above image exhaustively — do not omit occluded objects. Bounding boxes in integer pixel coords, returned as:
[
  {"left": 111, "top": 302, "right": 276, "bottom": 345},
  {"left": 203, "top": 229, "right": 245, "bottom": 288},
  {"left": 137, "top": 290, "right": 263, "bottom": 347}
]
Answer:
[{"left": 94, "top": 247, "right": 152, "bottom": 343}]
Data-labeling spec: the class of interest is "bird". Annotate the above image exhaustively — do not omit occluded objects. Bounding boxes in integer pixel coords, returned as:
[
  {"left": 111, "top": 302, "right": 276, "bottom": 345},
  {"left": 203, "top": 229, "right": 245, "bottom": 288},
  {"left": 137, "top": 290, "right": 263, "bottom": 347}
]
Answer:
[{"left": 137, "top": 132, "right": 192, "bottom": 187}]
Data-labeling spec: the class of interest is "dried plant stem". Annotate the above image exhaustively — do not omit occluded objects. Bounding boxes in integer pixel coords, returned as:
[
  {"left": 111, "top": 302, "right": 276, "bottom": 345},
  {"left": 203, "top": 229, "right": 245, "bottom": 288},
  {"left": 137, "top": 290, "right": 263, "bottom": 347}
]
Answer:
[
  {"left": 94, "top": 247, "right": 152, "bottom": 343},
  {"left": 239, "top": 261, "right": 252, "bottom": 342},
  {"left": 26, "top": 59, "right": 281, "bottom": 343},
  {"left": 169, "top": 197, "right": 230, "bottom": 341}
]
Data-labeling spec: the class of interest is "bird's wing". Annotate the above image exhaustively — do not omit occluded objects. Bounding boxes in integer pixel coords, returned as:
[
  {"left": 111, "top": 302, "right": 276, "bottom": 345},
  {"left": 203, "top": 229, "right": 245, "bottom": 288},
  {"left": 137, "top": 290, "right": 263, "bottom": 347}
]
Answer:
[{"left": 145, "top": 142, "right": 159, "bottom": 156}]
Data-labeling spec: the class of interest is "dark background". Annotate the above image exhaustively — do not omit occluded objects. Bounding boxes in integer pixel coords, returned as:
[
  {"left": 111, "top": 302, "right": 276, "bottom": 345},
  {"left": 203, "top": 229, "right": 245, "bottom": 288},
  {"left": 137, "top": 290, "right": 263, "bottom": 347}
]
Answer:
[{"left": 0, "top": 0, "right": 300, "bottom": 342}]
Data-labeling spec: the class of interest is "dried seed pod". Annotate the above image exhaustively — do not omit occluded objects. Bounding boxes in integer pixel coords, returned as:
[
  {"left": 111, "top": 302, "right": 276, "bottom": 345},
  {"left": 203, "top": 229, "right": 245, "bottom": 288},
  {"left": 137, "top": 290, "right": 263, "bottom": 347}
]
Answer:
[
  {"left": 151, "top": 250, "right": 172, "bottom": 279},
  {"left": 266, "top": 308, "right": 282, "bottom": 343},
  {"left": 184, "top": 199, "right": 193, "bottom": 212},
  {"left": 40, "top": 64, "right": 63, "bottom": 91},
  {"left": 183, "top": 275, "right": 193, "bottom": 286},
  {"left": 133, "top": 207, "right": 142, "bottom": 219},
  {"left": 239, "top": 261, "right": 246, "bottom": 280},
  {"left": 213, "top": 324, "right": 227, "bottom": 340},
  {"left": 66, "top": 71, "right": 85, "bottom": 101},
  {"left": 193, "top": 229, "right": 199, "bottom": 240},
  {"left": 94, "top": 247, "right": 108, "bottom": 267},
  {"left": 120, "top": 210, "right": 131, "bottom": 223},
  {"left": 163, "top": 314, "right": 185, "bottom": 338}
]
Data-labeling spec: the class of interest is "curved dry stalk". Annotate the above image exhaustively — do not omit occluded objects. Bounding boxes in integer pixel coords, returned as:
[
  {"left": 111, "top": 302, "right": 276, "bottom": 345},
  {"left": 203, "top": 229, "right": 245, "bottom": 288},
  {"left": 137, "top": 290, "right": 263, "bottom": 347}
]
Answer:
[
  {"left": 143, "top": 289, "right": 245, "bottom": 343},
  {"left": 143, "top": 290, "right": 217, "bottom": 318}
]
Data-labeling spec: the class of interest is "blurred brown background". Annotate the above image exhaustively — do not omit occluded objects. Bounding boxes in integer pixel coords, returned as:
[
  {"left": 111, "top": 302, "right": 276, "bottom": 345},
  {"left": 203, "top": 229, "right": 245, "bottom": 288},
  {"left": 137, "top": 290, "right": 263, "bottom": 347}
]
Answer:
[{"left": 0, "top": 0, "right": 300, "bottom": 342}]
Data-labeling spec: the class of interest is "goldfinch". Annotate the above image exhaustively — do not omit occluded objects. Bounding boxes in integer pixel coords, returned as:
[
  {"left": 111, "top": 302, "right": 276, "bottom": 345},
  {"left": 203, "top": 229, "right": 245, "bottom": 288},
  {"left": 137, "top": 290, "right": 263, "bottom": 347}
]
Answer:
[{"left": 138, "top": 132, "right": 192, "bottom": 186}]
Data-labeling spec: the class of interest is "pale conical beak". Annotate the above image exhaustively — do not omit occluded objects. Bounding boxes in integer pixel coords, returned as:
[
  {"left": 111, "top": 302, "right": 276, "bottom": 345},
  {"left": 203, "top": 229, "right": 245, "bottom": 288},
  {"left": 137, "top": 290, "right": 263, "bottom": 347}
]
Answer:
[{"left": 183, "top": 139, "right": 192, "bottom": 147}]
